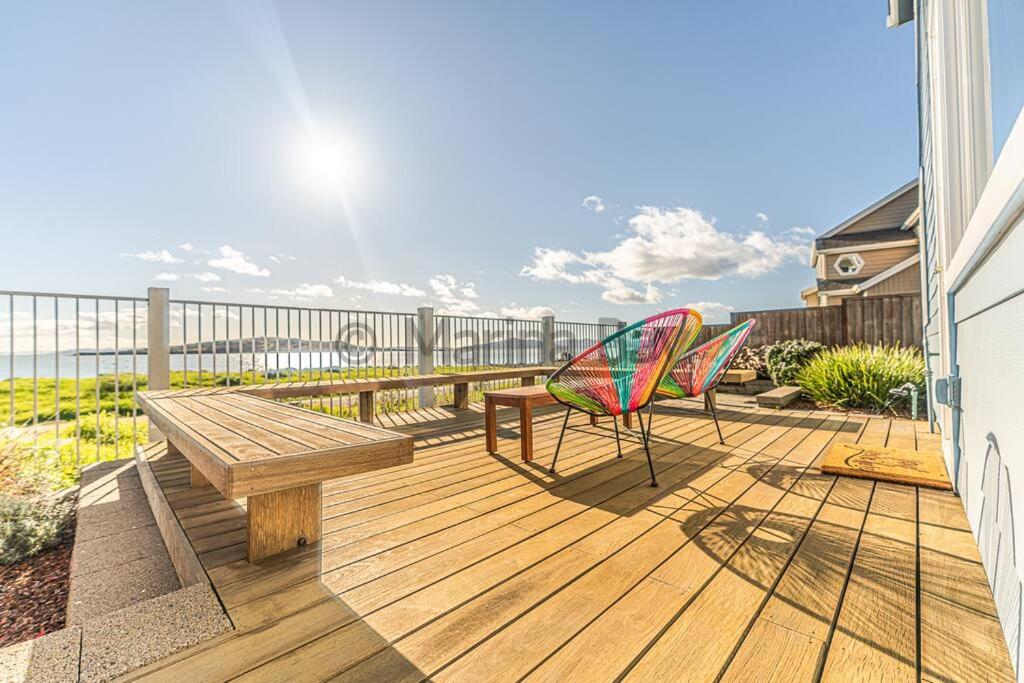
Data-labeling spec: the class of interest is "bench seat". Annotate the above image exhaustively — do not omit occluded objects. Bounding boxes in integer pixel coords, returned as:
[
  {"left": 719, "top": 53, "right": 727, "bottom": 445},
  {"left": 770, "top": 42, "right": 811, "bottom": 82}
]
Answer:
[{"left": 138, "top": 389, "right": 413, "bottom": 561}]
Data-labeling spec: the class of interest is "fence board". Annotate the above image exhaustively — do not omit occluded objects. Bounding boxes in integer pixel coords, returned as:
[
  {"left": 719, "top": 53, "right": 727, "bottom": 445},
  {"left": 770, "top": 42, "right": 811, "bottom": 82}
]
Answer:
[{"left": 698, "top": 295, "right": 922, "bottom": 349}]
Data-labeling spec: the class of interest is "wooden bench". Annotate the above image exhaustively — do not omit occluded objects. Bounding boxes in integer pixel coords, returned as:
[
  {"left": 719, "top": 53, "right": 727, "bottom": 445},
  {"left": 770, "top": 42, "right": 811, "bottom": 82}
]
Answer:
[
  {"left": 237, "top": 366, "right": 556, "bottom": 423},
  {"left": 138, "top": 389, "right": 413, "bottom": 561},
  {"left": 756, "top": 385, "right": 803, "bottom": 409},
  {"left": 721, "top": 369, "right": 756, "bottom": 385}
]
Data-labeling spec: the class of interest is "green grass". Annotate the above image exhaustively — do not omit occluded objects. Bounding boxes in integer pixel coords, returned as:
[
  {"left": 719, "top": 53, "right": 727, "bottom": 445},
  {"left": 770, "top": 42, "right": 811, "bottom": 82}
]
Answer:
[{"left": 0, "top": 364, "right": 519, "bottom": 483}]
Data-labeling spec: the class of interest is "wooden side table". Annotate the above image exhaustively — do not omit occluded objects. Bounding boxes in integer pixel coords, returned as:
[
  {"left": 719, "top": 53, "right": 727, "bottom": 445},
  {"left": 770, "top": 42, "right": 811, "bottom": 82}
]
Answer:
[{"left": 484, "top": 385, "right": 558, "bottom": 462}]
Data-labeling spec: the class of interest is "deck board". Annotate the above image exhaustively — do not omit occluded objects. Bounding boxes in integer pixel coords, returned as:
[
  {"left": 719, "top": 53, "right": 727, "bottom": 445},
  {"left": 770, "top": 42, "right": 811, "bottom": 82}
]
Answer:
[{"left": 123, "top": 401, "right": 1014, "bottom": 682}]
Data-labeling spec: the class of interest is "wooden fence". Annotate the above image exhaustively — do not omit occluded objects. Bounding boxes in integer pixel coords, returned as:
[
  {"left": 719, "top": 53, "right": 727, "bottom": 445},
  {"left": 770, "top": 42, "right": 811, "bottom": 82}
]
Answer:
[{"left": 695, "top": 294, "right": 923, "bottom": 349}]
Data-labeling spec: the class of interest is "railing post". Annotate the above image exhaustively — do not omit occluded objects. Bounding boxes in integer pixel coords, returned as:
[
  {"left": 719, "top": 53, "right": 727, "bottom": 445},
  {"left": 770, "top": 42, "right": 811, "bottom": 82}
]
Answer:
[
  {"left": 147, "top": 287, "right": 170, "bottom": 441},
  {"left": 542, "top": 315, "right": 555, "bottom": 365},
  {"left": 417, "top": 306, "right": 434, "bottom": 408}
]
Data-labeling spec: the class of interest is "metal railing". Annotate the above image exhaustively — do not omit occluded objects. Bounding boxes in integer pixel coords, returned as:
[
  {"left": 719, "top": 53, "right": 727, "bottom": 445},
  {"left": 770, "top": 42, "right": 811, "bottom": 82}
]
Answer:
[
  {"left": 1, "top": 289, "right": 148, "bottom": 472},
  {"left": 554, "top": 320, "right": 620, "bottom": 360},
  {"left": 433, "top": 314, "right": 545, "bottom": 404},
  {"left": 1, "top": 287, "right": 620, "bottom": 475}
]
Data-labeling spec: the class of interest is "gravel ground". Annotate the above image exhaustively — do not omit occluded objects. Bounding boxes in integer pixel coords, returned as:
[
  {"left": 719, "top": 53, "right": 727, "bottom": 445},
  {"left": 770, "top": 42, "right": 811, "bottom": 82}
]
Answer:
[{"left": 0, "top": 517, "right": 75, "bottom": 647}]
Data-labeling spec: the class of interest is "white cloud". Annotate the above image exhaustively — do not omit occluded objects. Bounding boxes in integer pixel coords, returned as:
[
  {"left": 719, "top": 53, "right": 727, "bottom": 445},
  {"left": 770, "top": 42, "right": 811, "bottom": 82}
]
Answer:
[
  {"left": 179, "top": 243, "right": 196, "bottom": 252},
  {"left": 334, "top": 276, "right": 426, "bottom": 297},
  {"left": 208, "top": 245, "right": 270, "bottom": 277},
  {"left": 429, "top": 274, "right": 481, "bottom": 315},
  {"left": 270, "top": 283, "right": 334, "bottom": 300},
  {"left": 684, "top": 300, "right": 735, "bottom": 323},
  {"left": 756, "top": 212, "right": 769, "bottom": 224},
  {"left": 153, "top": 272, "right": 179, "bottom": 281},
  {"left": 788, "top": 226, "right": 817, "bottom": 237},
  {"left": 187, "top": 272, "right": 221, "bottom": 283},
  {"left": 121, "top": 249, "right": 181, "bottom": 264},
  {"left": 268, "top": 253, "right": 296, "bottom": 264},
  {"left": 498, "top": 304, "right": 555, "bottom": 320},
  {"left": 602, "top": 282, "right": 662, "bottom": 305},
  {"left": 202, "top": 286, "right": 229, "bottom": 293},
  {"left": 582, "top": 195, "right": 605, "bottom": 213},
  {"left": 521, "top": 205, "right": 812, "bottom": 304}
]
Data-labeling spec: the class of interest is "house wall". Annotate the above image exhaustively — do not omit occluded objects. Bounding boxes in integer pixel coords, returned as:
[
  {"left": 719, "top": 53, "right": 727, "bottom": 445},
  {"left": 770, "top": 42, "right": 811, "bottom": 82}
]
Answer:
[
  {"left": 838, "top": 187, "right": 919, "bottom": 234},
  {"left": 916, "top": 0, "right": 1024, "bottom": 674},
  {"left": 867, "top": 264, "right": 922, "bottom": 296},
  {"left": 824, "top": 244, "right": 919, "bottom": 280}
]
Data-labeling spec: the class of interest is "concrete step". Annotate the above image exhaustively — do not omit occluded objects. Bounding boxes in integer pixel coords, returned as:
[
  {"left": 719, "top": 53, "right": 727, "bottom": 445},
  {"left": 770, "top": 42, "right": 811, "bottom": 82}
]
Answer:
[{"left": 755, "top": 385, "right": 803, "bottom": 409}]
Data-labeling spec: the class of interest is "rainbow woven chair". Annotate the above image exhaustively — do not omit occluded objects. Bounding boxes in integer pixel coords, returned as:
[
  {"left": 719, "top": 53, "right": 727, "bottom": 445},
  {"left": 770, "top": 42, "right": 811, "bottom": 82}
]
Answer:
[
  {"left": 545, "top": 308, "right": 702, "bottom": 486},
  {"left": 657, "top": 319, "right": 757, "bottom": 444}
]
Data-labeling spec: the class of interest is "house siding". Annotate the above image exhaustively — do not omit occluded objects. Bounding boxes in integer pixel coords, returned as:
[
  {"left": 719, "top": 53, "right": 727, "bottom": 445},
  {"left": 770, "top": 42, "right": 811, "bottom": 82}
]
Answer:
[
  {"left": 915, "top": 0, "right": 1024, "bottom": 675},
  {"left": 837, "top": 186, "right": 920, "bottom": 234},
  {"left": 824, "top": 244, "right": 920, "bottom": 280},
  {"left": 867, "top": 263, "right": 922, "bottom": 295}
]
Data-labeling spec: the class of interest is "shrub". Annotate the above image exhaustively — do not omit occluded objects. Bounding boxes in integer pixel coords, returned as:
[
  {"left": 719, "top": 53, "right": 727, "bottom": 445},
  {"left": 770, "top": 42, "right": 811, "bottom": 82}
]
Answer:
[
  {"left": 732, "top": 345, "right": 771, "bottom": 379},
  {"left": 797, "top": 344, "right": 925, "bottom": 411},
  {"left": 765, "top": 339, "right": 824, "bottom": 386},
  {"left": 0, "top": 494, "right": 72, "bottom": 565}
]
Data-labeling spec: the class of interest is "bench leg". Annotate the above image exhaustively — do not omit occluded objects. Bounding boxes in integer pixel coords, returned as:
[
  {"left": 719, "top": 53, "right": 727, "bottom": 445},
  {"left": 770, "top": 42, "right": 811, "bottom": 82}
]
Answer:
[
  {"left": 453, "top": 383, "right": 469, "bottom": 409},
  {"left": 359, "top": 391, "right": 375, "bottom": 424},
  {"left": 191, "top": 464, "right": 211, "bottom": 488},
  {"left": 247, "top": 483, "right": 322, "bottom": 562},
  {"left": 521, "top": 376, "right": 535, "bottom": 387}
]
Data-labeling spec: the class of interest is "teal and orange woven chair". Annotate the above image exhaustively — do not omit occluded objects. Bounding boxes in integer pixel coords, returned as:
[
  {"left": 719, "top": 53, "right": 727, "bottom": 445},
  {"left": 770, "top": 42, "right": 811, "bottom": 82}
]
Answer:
[
  {"left": 657, "top": 319, "right": 757, "bottom": 444},
  {"left": 545, "top": 308, "right": 702, "bottom": 486}
]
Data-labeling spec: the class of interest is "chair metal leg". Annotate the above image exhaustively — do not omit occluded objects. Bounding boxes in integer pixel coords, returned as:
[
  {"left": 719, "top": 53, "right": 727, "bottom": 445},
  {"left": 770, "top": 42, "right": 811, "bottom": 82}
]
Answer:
[
  {"left": 708, "top": 398, "right": 724, "bottom": 444},
  {"left": 637, "top": 409, "right": 658, "bottom": 487},
  {"left": 549, "top": 408, "right": 572, "bottom": 474},
  {"left": 613, "top": 416, "right": 622, "bottom": 458}
]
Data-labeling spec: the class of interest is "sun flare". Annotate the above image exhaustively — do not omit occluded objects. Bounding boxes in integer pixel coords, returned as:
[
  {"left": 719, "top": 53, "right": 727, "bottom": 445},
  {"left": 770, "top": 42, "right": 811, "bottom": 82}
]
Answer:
[{"left": 292, "top": 130, "right": 362, "bottom": 197}]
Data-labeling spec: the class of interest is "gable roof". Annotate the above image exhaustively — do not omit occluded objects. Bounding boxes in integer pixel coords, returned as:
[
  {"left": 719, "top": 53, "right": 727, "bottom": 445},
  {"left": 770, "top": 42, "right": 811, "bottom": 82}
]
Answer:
[{"left": 817, "top": 179, "right": 919, "bottom": 240}]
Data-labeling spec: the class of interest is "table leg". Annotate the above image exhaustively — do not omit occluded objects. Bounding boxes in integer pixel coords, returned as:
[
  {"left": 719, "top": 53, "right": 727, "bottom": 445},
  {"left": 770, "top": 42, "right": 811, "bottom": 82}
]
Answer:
[
  {"left": 453, "top": 382, "right": 470, "bottom": 409},
  {"left": 247, "top": 483, "right": 322, "bottom": 562},
  {"left": 704, "top": 387, "right": 717, "bottom": 413},
  {"left": 590, "top": 415, "right": 598, "bottom": 426},
  {"left": 623, "top": 412, "right": 634, "bottom": 429},
  {"left": 359, "top": 391, "right": 375, "bottom": 424},
  {"left": 520, "top": 398, "right": 533, "bottom": 462},
  {"left": 485, "top": 396, "right": 498, "bottom": 453}
]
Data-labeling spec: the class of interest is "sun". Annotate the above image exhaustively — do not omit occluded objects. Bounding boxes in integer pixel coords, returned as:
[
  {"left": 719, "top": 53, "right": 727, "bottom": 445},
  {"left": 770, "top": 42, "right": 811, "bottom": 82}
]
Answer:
[{"left": 292, "top": 129, "right": 362, "bottom": 197}]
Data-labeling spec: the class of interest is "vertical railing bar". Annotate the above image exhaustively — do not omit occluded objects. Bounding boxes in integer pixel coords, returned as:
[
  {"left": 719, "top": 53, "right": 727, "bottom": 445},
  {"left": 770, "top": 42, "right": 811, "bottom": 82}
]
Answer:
[
  {"left": 7, "top": 295, "right": 13, "bottom": 426},
  {"left": 54, "top": 297, "right": 60, "bottom": 450},
  {"left": 75, "top": 298, "right": 81, "bottom": 469},
  {"left": 238, "top": 304, "right": 243, "bottom": 385},
  {"left": 132, "top": 300, "right": 138, "bottom": 451},
  {"left": 251, "top": 306, "right": 256, "bottom": 385},
  {"left": 182, "top": 302, "right": 189, "bottom": 388},
  {"left": 263, "top": 306, "right": 268, "bottom": 384},
  {"left": 94, "top": 298, "right": 100, "bottom": 463},
  {"left": 114, "top": 299, "right": 119, "bottom": 459},
  {"left": 32, "top": 296, "right": 38, "bottom": 444},
  {"left": 197, "top": 304, "right": 203, "bottom": 386}
]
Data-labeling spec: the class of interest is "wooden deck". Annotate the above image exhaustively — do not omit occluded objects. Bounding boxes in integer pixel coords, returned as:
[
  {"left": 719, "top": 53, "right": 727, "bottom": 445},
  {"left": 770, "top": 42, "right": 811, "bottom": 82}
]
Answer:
[{"left": 126, "top": 397, "right": 1014, "bottom": 682}]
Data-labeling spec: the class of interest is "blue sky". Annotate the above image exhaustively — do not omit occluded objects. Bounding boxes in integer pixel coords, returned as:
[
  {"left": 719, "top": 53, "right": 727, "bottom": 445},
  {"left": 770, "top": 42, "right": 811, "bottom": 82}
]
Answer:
[{"left": 0, "top": 2, "right": 917, "bottom": 323}]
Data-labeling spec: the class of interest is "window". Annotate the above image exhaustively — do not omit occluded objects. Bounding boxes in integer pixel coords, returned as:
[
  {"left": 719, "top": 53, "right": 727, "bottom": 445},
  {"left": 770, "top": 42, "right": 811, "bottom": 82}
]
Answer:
[
  {"left": 833, "top": 253, "right": 864, "bottom": 276},
  {"left": 988, "top": 0, "right": 1024, "bottom": 162}
]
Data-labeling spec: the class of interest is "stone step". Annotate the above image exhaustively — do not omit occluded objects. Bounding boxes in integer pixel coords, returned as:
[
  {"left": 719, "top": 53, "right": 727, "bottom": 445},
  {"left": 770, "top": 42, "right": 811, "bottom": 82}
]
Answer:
[{"left": 755, "top": 385, "right": 803, "bottom": 409}]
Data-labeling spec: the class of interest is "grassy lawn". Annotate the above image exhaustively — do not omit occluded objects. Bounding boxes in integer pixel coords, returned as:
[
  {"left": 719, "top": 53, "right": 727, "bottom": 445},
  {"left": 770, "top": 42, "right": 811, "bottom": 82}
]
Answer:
[{"left": 1, "top": 364, "right": 523, "bottom": 488}]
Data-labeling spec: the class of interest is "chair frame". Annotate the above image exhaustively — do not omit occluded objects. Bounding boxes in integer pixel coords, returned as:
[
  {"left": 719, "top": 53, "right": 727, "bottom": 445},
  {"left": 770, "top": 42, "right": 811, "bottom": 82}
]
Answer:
[
  {"left": 657, "top": 319, "right": 758, "bottom": 444},
  {"left": 545, "top": 308, "right": 702, "bottom": 486}
]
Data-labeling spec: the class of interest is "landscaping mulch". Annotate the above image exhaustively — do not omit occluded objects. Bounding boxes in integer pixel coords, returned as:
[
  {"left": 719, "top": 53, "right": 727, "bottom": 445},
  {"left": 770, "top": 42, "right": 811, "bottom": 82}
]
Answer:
[
  {"left": 788, "top": 398, "right": 923, "bottom": 421},
  {"left": 0, "top": 514, "right": 75, "bottom": 648}
]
